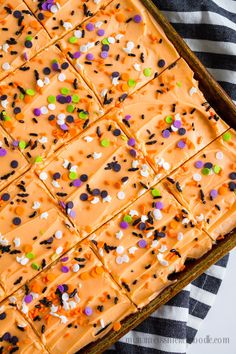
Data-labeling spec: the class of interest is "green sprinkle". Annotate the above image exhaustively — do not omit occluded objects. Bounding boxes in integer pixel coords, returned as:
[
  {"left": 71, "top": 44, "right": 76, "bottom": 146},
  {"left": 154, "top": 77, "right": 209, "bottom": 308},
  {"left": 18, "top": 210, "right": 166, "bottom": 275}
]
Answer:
[
  {"left": 26, "top": 252, "right": 35, "bottom": 260},
  {"left": 213, "top": 165, "right": 221, "bottom": 174},
  {"left": 151, "top": 188, "right": 161, "bottom": 197},
  {"left": 25, "top": 35, "right": 33, "bottom": 41},
  {"left": 69, "top": 171, "right": 77, "bottom": 180},
  {"left": 19, "top": 141, "right": 26, "bottom": 150},
  {"left": 176, "top": 81, "right": 182, "bottom": 87},
  {"left": 67, "top": 104, "right": 75, "bottom": 113},
  {"left": 31, "top": 263, "right": 40, "bottom": 270},
  {"left": 4, "top": 115, "right": 11, "bottom": 121},
  {"left": 127, "top": 79, "right": 136, "bottom": 88},
  {"left": 143, "top": 68, "right": 152, "bottom": 77},
  {"left": 123, "top": 214, "right": 132, "bottom": 223},
  {"left": 19, "top": 93, "right": 24, "bottom": 100},
  {"left": 35, "top": 156, "right": 43, "bottom": 163},
  {"left": 102, "top": 38, "right": 109, "bottom": 45},
  {"left": 26, "top": 89, "right": 35, "bottom": 96},
  {"left": 47, "top": 95, "right": 56, "bottom": 103},
  {"left": 69, "top": 36, "right": 77, "bottom": 44},
  {"left": 79, "top": 111, "right": 88, "bottom": 119},
  {"left": 202, "top": 167, "right": 210, "bottom": 175},
  {"left": 165, "top": 115, "right": 173, "bottom": 124},
  {"left": 61, "top": 87, "right": 70, "bottom": 95},
  {"left": 223, "top": 131, "right": 231, "bottom": 142},
  {"left": 72, "top": 94, "right": 80, "bottom": 103},
  {"left": 101, "top": 138, "right": 110, "bottom": 147}
]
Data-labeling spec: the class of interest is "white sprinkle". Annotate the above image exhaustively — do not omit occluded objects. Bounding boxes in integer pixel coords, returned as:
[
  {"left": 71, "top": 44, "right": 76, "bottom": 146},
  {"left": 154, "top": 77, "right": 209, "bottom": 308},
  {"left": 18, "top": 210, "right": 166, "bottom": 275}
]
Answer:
[
  {"left": 100, "top": 319, "right": 105, "bottom": 328},
  {"left": 74, "top": 29, "right": 82, "bottom": 38},
  {"left": 141, "top": 215, "right": 148, "bottom": 222},
  {"left": 69, "top": 165, "right": 77, "bottom": 173},
  {"left": 177, "top": 232, "right": 184, "bottom": 241},
  {"left": 132, "top": 160, "right": 139, "bottom": 168},
  {"left": 51, "top": 304, "right": 58, "bottom": 313},
  {"left": 117, "top": 191, "right": 125, "bottom": 200},
  {"left": 21, "top": 302, "right": 29, "bottom": 314},
  {"left": 129, "top": 209, "right": 139, "bottom": 217},
  {"left": 193, "top": 173, "right": 202, "bottom": 182},
  {"left": 62, "top": 293, "right": 69, "bottom": 301},
  {"left": 52, "top": 180, "right": 60, "bottom": 188},
  {"left": 182, "top": 218, "right": 190, "bottom": 225},
  {"left": 63, "top": 159, "right": 70, "bottom": 168},
  {"left": 91, "top": 197, "right": 100, "bottom": 204},
  {"left": 163, "top": 161, "right": 170, "bottom": 171},
  {"left": 128, "top": 246, "right": 138, "bottom": 254},
  {"left": 116, "top": 33, "right": 124, "bottom": 40},
  {"left": 1, "top": 99, "right": 8, "bottom": 109},
  {"left": 108, "top": 36, "right": 115, "bottom": 44},
  {"left": 2, "top": 43, "right": 9, "bottom": 53},
  {"left": 153, "top": 209, "right": 162, "bottom": 220},
  {"left": 72, "top": 264, "right": 80, "bottom": 272},
  {"left": 151, "top": 240, "right": 159, "bottom": 248},
  {"left": 189, "top": 87, "right": 197, "bottom": 96},
  {"left": 157, "top": 253, "right": 168, "bottom": 266},
  {"left": 37, "top": 79, "right": 44, "bottom": 87},
  {"left": 103, "top": 195, "right": 112, "bottom": 203},
  {"left": 39, "top": 172, "right": 48, "bottom": 181},
  {"left": 48, "top": 103, "right": 56, "bottom": 111},
  {"left": 159, "top": 244, "right": 168, "bottom": 253},
  {"left": 122, "top": 254, "right": 129, "bottom": 263},
  {"left": 41, "top": 106, "right": 48, "bottom": 115},
  {"left": 32, "top": 201, "right": 41, "bottom": 209},
  {"left": 95, "top": 21, "right": 103, "bottom": 28},
  {"left": 92, "top": 152, "right": 102, "bottom": 160},
  {"left": 56, "top": 246, "right": 63, "bottom": 255},
  {"left": 40, "top": 212, "right": 48, "bottom": 220},
  {"left": 58, "top": 73, "right": 66, "bottom": 82},
  {"left": 60, "top": 315, "right": 68, "bottom": 324},
  {"left": 196, "top": 213, "right": 204, "bottom": 222},
  {"left": 115, "top": 230, "right": 123, "bottom": 239},
  {"left": 116, "top": 245, "right": 124, "bottom": 254},
  {"left": 63, "top": 22, "right": 72, "bottom": 30},
  {"left": 38, "top": 136, "right": 48, "bottom": 144},
  {"left": 50, "top": 4, "right": 58, "bottom": 13},
  {"left": 116, "top": 256, "right": 123, "bottom": 265},
  {"left": 101, "top": 88, "right": 108, "bottom": 97},
  {"left": 2, "top": 62, "right": 10, "bottom": 71},
  {"left": 55, "top": 230, "right": 63, "bottom": 239},
  {"left": 133, "top": 63, "right": 141, "bottom": 71},
  {"left": 13, "top": 238, "right": 21, "bottom": 247},
  {"left": 216, "top": 151, "right": 224, "bottom": 160},
  {"left": 84, "top": 136, "right": 93, "bottom": 142},
  {"left": 44, "top": 77, "right": 50, "bottom": 85}
]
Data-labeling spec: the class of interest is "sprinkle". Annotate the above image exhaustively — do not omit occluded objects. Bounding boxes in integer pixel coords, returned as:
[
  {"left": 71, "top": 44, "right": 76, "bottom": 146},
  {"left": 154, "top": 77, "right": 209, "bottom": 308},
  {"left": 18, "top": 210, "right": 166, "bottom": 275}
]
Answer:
[
  {"left": 24, "top": 294, "right": 33, "bottom": 304},
  {"left": 195, "top": 160, "right": 203, "bottom": 169},
  {"left": 39, "top": 172, "right": 48, "bottom": 181},
  {"left": 84, "top": 306, "right": 93, "bottom": 316},
  {"left": 138, "top": 239, "right": 147, "bottom": 248},
  {"left": 101, "top": 138, "right": 110, "bottom": 147},
  {"left": 223, "top": 132, "right": 231, "bottom": 142},
  {"left": 158, "top": 59, "right": 166, "bottom": 68},
  {"left": 116, "top": 245, "right": 124, "bottom": 254},
  {"left": 193, "top": 173, "right": 202, "bottom": 182},
  {"left": 177, "top": 140, "right": 186, "bottom": 149},
  {"left": 210, "top": 189, "right": 218, "bottom": 199},
  {"left": 61, "top": 266, "right": 69, "bottom": 273},
  {"left": 133, "top": 14, "right": 142, "bottom": 23},
  {"left": 117, "top": 191, "right": 125, "bottom": 200},
  {"left": 189, "top": 87, "right": 197, "bottom": 96},
  {"left": 72, "top": 264, "right": 80, "bottom": 272},
  {"left": 216, "top": 151, "right": 224, "bottom": 160},
  {"left": 120, "top": 221, "right": 128, "bottom": 229},
  {"left": 162, "top": 129, "right": 170, "bottom": 138}
]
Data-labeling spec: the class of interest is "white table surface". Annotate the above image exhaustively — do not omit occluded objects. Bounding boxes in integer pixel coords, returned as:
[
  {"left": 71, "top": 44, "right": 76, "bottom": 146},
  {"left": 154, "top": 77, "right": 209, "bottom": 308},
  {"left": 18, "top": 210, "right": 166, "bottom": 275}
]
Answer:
[{"left": 188, "top": 248, "right": 236, "bottom": 354}]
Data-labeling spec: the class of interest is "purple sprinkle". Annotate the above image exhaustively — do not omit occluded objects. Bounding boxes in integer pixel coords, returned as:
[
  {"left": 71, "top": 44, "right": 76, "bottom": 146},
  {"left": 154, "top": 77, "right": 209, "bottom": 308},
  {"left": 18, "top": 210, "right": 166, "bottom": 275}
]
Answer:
[
  {"left": 173, "top": 120, "right": 181, "bottom": 128},
  {"left": 125, "top": 115, "right": 131, "bottom": 121},
  {"left": 42, "top": 2, "right": 48, "bottom": 10},
  {"left": 69, "top": 209, "right": 76, "bottom": 218},
  {"left": 100, "top": 51, "right": 108, "bottom": 59},
  {"left": 84, "top": 306, "right": 93, "bottom": 316},
  {"left": 33, "top": 108, "right": 41, "bottom": 116},
  {"left": 112, "top": 71, "right": 120, "bottom": 78},
  {"left": 61, "top": 266, "right": 69, "bottom": 273},
  {"left": 133, "top": 14, "right": 142, "bottom": 23},
  {"left": 97, "top": 29, "right": 105, "bottom": 36},
  {"left": 65, "top": 96, "right": 71, "bottom": 103},
  {"left": 162, "top": 129, "right": 170, "bottom": 138},
  {"left": 129, "top": 149, "right": 137, "bottom": 157},
  {"left": 60, "top": 123, "right": 68, "bottom": 131},
  {"left": 86, "top": 53, "right": 94, "bottom": 61},
  {"left": 2, "top": 332, "right": 11, "bottom": 341},
  {"left": 12, "top": 140, "right": 19, "bottom": 147},
  {"left": 138, "top": 239, "right": 147, "bottom": 248},
  {"left": 73, "top": 51, "right": 81, "bottom": 59},
  {"left": 24, "top": 294, "right": 33, "bottom": 304},
  {"left": 120, "top": 221, "right": 128, "bottom": 229},
  {"left": 0, "top": 148, "right": 7, "bottom": 157},
  {"left": 128, "top": 138, "right": 136, "bottom": 147},
  {"left": 59, "top": 200, "right": 66, "bottom": 209},
  {"left": 194, "top": 160, "right": 203, "bottom": 169},
  {"left": 23, "top": 52, "right": 28, "bottom": 61},
  {"left": 155, "top": 201, "right": 163, "bottom": 210},
  {"left": 86, "top": 23, "right": 94, "bottom": 31},
  {"left": 210, "top": 189, "right": 218, "bottom": 199},
  {"left": 177, "top": 140, "right": 186, "bottom": 149},
  {"left": 61, "top": 257, "right": 69, "bottom": 262},
  {"left": 73, "top": 179, "right": 82, "bottom": 187},
  {"left": 52, "top": 62, "right": 59, "bottom": 71},
  {"left": 57, "top": 284, "right": 64, "bottom": 293}
]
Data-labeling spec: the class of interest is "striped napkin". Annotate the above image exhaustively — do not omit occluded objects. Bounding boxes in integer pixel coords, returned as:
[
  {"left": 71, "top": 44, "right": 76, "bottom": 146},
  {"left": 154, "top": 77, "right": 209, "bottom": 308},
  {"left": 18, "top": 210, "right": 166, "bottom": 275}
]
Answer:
[{"left": 106, "top": 0, "right": 235, "bottom": 352}]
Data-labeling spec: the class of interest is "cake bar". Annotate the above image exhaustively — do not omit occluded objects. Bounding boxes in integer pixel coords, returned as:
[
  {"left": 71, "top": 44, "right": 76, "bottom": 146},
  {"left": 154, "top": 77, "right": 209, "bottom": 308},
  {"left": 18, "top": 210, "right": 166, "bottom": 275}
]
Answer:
[
  {"left": 165, "top": 129, "right": 236, "bottom": 240},
  {"left": 90, "top": 182, "right": 212, "bottom": 307}
]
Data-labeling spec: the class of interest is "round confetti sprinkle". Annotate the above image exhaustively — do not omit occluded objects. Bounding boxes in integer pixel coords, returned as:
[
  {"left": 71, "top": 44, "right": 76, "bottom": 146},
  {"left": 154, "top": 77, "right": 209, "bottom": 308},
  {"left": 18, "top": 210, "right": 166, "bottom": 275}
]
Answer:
[
  {"left": 80, "top": 193, "right": 88, "bottom": 201},
  {"left": 0, "top": 148, "right": 7, "bottom": 157},
  {"left": 229, "top": 182, "right": 236, "bottom": 191},
  {"left": 97, "top": 29, "right": 105, "bottom": 36},
  {"left": 128, "top": 79, "right": 136, "bottom": 87},
  {"left": 194, "top": 160, "right": 203, "bottom": 169},
  {"left": 210, "top": 189, "right": 218, "bottom": 199},
  {"left": 133, "top": 14, "right": 142, "bottom": 23},
  {"left": 155, "top": 201, "right": 163, "bottom": 209},
  {"left": 86, "top": 23, "right": 94, "bottom": 31},
  {"left": 34, "top": 108, "right": 41, "bottom": 116},
  {"left": 1, "top": 193, "right": 10, "bottom": 201},
  {"left": 162, "top": 129, "right": 170, "bottom": 138},
  {"left": 193, "top": 173, "right": 201, "bottom": 182},
  {"left": 173, "top": 120, "right": 181, "bottom": 128},
  {"left": 84, "top": 307, "right": 93, "bottom": 316},
  {"left": 69, "top": 172, "right": 77, "bottom": 180},
  {"left": 213, "top": 165, "right": 221, "bottom": 174},
  {"left": 123, "top": 215, "right": 132, "bottom": 223},
  {"left": 73, "top": 179, "right": 82, "bottom": 187},
  {"left": 13, "top": 217, "right": 21, "bottom": 226},
  {"left": 138, "top": 239, "right": 147, "bottom": 248},
  {"left": 100, "top": 51, "right": 108, "bottom": 59},
  {"left": 129, "top": 149, "right": 136, "bottom": 157},
  {"left": 24, "top": 294, "right": 33, "bottom": 304},
  {"left": 158, "top": 59, "right": 166, "bottom": 68},
  {"left": 80, "top": 174, "right": 88, "bottom": 182},
  {"left": 69, "top": 210, "right": 76, "bottom": 218},
  {"left": 178, "top": 128, "right": 186, "bottom": 136},
  {"left": 177, "top": 140, "right": 186, "bottom": 149},
  {"left": 152, "top": 189, "right": 161, "bottom": 197},
  {"left": 53, "top": 172, "right": 61, "bottom": 180},
  {"left": 86, "top": 53, "right": 94, "bottom": 61},
  {"left": 113, "top": 129, "right": 121, "bottom": 136},
  {"left": 223, "top": 132, "right": 231, "bottom": 142},
  {"left": 128, "top": 138, "right": 136, "bottom": 147},
  {"left": 165, "top": 115, "right": 173, "bottom": 124},
  {"left": 202, "top": 167, "right": 210, "bottom": 175},
  {"left": 61, "top": 266, "right": 69, "bottom": 273},
  {"left": 229, "top": 172, "right": 236, "bottom": 180},
  {"left": 143, "top": 68, "right": 152, "bottom": 77},
  {"left": 101, "top": 138, "right": 110, "bottom": 147},
  {"left": 120, "top": 221, "right": 128, "bottom": 229}
]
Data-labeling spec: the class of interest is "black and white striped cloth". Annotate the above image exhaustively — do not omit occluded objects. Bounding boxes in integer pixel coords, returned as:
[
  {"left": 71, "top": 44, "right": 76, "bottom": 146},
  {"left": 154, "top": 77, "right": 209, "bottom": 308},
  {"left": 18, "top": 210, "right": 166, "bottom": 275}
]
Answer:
[{"left": 106, "top": 0, "right": 235, "bottom": 353}]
